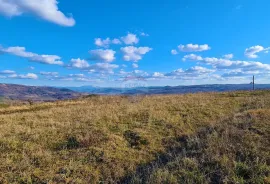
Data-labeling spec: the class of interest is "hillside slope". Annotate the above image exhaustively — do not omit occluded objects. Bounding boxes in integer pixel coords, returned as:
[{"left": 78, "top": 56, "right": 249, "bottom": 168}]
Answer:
[
  {"left": 0, "top": 83, "right": 80, "bottom": 101},
  {"left": 0, "top": 91, "right": 269, "bottom": 183}
]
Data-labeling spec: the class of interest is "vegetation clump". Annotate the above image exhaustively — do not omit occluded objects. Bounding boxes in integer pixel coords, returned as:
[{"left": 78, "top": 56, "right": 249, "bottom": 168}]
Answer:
[{"left": 124, "top": 130, "right": 149, "bottom": 149}]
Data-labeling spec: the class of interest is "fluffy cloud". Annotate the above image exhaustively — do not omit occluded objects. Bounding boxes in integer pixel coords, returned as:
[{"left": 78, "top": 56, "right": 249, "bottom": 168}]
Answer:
[
  {"left": 223, "top": 54, "right": 234, "bottom": 59},
  {"left": 119, "top": 69, "right": 128, "bottom": 75},
  {"left": 166, "top": 66, "right": 214, "bottom": 78},
  {"left": 0, "top": 0, "right": 75, "bottom": 26},
  {"left": 47, "top": 73, "right": 101, "bottom": 82},
  {"left": 0, "top": 70, "right": 38, "bottom": 79},
  {"left": 185, "top": 66, "right": 215, "bottom": 74},
  {"left": 94, "top": 38, "right": 121, "bottom": 47},
  {"left": 183, "top": 54, "right": 270, "bottom": 74},
  {"left": 94, "top": 33, "right": 141, "bottom": 47},
  {"left": 152, "top": 72, "right": 165, "bottom": 78},
  {"left": 145, "top": 66, "right": 215, "bottom": 81},
  {"left": 68, "top": 58, "right": 90, "bottom": 69},
  {"left": 89, "top": 49, "right": 116, "bottom": 62},
  {"left": 89, "top": 63, "right": 119, "bottom": 74},
  {"left": 171, "top": 49, "right": 178, "bottom": 55},
  {"left": 0, "top": 46, "right": 63, "bottom": 65},
  {"left": 95, "top": 38, "right": 111, "bottom": 47},
  {"left": 182, "top": 54, "right": 203, "bottom": 61},
  {"left": 21, "top": 73, "right": 38, "bottom": 79},
  {"left": 178, "top": 44, "right": 211, "bottom": 52},
  {"left": 121, "top": 33, "right": 139, "bottom": 45},
  {"left": 244, "top": 45, "right": 270, "bottom": 58},
  {"left": 68, "top": 58, "right": 118, "bottom": 74},
  {"left": 111, "top": 38, "right": 121, "bottom": 44},
  {"left": 121, "top": 46, "right": 152, "bottom": 61}
]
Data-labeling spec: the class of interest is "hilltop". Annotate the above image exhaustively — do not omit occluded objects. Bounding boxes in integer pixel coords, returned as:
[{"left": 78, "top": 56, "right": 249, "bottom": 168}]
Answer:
[
  {"left": 0, "top": 91, "right": 269, "bottom": 183},
  {"left": 0, "top": 83, "right": 80, "bottom": 102}
]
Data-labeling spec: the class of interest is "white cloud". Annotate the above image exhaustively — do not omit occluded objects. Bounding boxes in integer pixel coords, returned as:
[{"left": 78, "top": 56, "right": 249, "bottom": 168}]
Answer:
[
  {"left": 9, "top": 73, "right": 38, "bottom": 79},
  {"left": 171, "top": 49, "right": 178, "bottom": 55},
  {"left": 0, "top": 0, "right": 75, "bottom": 26},
  {"left": 133, "top": 70, "right": 149, "bottom": 76},
  {"left": 89, "top": 49, "right": 116, "bottom": 62},
  {"left": 94, "top": 38, "right": 121, "bottom": 47},
  {"left": 121, "top": 33, "right": 139, "bottom": 45},
  {"left": 119, "top": 69, "right": 128, "bottom": 75},
  {"left": 88, "top": 63, "right": 119, "bottom": 74},
  {"left": 182, "top": 54, "right": 203, "bottom": 61},
  {"left": 111, "top": 38, "right": 121, "bottom": 44},
  {"left": 121, "top": 46, "right": 152, "bottom": 61},
  {"left": 0, "top": 46, "right": 63, "bottom": 65},
  {"left": 48, "top": 73, "right": 101, "bottom": 83},
  {"left": 185, "top": 66, "right": 215, "bottom": 74},
  {"left": 178, "top": 44, "right": 211, "bottom": 52},
  {"left": 152, "top": 72, "right": 164, "bottom": 78},
  {"left": 244, "top": 45, "right": 270, "bottom": 58},
  {"left": 222, "top": 69, "right": 262, "bottom": 78},
  {"left": 40, "top": 71, "right": 58, "bottom": 76},
  {"left": 0, "top": 70, "right": 16, "bottom": 74},
  {"left": 166, "top": 66, "right": 214, "bottom": 78},
  {"left": 116, "top": 69, "right": 149, "bottom": 78},
  {"left": 132, "top": 63, "right": 139, "bottom": 68},
  {"left": 223, "top": 54, "right": 234, "bottom": 59},
  {"left": 148, "top": 66, "right": 215, "bottom": 81},
  {"left": 74, "top": 77, "right": 97, "bottom": 82},
  {"left": 183, "top": 54, "right": 270, "bottom": 73},
  {"left": 23, "top": 73, "right": 38, "bottom": 79},
  {"left": 68, "top": 58, "right": 90, "bottom": 69},
  {"left": 68, "top": 58, "right": 119, "bottom": 74},
  {"left": 94, "top": 38, "right": 111, "bottom": 47}
]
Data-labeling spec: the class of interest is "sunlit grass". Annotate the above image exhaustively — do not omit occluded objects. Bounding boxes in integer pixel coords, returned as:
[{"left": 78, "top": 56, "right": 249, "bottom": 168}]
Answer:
[{"left": 0, "top": 91, "right": 269, "bottom": 183}]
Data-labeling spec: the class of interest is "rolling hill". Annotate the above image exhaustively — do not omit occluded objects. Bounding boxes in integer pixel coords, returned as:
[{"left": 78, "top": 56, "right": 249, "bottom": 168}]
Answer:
[{"left": 0, "top": 83, "right": 80, "bottom": 101}]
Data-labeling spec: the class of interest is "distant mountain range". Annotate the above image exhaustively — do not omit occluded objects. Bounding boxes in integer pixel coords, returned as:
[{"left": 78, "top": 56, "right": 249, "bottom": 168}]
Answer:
[
  {"left": 1, "top": 83, "right": 270, "bottom": 102},
  {"left": 0, "top": 83, "right": 81, "bottom": 101},
  {"left": 67, "top": 84, "right": 270, "bottom": 95}
]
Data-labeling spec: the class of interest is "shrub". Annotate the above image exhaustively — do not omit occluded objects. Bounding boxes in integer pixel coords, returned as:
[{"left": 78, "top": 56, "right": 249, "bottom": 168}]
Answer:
[{"left": 124, "top": 130, "right": 149, "bottom": 149}]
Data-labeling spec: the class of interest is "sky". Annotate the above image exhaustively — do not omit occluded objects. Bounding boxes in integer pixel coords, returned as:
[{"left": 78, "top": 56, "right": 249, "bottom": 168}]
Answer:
[{"left": 1, "top": 0, "right": 270, "bottom": 87}]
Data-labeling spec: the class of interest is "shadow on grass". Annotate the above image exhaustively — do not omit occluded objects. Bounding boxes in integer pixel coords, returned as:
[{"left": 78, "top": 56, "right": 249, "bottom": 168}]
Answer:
[{"left": 120, "top": 113, "right": 270, "bottom": 184}]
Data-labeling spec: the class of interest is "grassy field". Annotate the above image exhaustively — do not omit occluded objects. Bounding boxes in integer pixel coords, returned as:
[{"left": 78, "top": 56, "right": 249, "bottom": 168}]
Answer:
[{"left": 0, "top": 91, "right": 269, "bottom": 183}]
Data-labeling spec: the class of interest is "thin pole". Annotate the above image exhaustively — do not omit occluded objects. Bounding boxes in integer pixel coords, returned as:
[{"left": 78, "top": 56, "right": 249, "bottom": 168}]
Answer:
[{"left": 253, "top": 75, "right": 255, "bottom": 90}]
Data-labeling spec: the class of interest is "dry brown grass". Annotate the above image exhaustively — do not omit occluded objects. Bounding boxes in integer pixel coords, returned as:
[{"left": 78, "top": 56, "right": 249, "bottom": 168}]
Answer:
[{"left": 0, "top": 91, "right": 269, "bottom": 183}]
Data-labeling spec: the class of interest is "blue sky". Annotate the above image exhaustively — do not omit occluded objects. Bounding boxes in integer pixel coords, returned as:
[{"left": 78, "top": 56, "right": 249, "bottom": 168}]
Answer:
[{"left": 1, "top": 0, "right": 270, "bottom": 87}]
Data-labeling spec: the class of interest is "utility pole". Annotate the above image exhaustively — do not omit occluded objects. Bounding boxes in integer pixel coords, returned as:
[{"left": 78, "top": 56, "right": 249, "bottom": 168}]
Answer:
[{"left": 253, "top": 75, "right": 255, "bottom": 90}]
